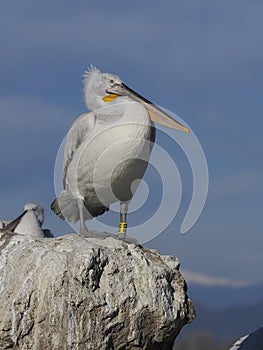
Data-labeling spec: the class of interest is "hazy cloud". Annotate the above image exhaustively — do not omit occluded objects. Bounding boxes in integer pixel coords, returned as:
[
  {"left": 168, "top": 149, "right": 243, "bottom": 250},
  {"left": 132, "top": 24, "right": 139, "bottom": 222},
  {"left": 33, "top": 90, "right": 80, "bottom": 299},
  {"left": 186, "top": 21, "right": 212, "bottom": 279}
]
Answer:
[{"left": 182, "top": 269, "right": 254, "bottom": 287}]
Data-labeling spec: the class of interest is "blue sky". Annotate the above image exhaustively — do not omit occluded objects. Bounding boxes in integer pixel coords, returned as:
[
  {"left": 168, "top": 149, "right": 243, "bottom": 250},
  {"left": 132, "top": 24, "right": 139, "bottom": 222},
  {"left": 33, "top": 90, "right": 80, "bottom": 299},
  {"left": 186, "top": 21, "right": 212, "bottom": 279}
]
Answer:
[{"left": 0, "top": 1, "right": 262, "bottom": 285}]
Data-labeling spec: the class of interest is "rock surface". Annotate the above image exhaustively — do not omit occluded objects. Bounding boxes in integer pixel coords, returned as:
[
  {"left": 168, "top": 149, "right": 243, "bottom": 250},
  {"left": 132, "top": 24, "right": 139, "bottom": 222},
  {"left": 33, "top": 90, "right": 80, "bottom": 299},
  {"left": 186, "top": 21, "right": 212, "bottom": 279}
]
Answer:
[{"left": 0, "top": 230, "right": 195, "bottom": 350}]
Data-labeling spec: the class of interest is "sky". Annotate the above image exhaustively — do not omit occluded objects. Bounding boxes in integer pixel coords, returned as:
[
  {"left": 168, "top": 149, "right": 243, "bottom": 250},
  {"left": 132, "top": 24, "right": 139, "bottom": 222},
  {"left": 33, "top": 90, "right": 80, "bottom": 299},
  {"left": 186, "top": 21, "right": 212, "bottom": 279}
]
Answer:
[{"left": 0, "top": 0, "right": 262, "bottom": 287}]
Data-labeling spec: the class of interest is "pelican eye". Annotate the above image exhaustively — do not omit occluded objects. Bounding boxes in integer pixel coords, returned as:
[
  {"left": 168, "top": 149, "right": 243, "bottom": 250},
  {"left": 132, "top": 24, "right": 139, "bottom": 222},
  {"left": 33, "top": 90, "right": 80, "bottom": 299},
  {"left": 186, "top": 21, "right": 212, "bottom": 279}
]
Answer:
[{"left": 109, "top": 79, "right": 115, "bottom": 86}]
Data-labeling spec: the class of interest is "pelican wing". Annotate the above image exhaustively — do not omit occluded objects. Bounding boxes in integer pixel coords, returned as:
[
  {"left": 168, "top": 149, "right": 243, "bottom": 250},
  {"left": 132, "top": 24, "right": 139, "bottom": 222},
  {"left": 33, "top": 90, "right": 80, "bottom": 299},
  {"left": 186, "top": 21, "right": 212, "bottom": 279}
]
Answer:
[
  {"left": 4, "top": 211, "right": 27, "bottom": 232},
  {"left": 63, "top": 112, "right": 96, "bottom": 187}
]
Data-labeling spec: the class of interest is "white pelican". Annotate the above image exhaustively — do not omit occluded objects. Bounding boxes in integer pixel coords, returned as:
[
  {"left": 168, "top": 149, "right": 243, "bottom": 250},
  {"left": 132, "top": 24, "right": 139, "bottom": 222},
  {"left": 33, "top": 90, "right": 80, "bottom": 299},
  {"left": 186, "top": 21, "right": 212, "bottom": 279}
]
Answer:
[
  {"left": 229, "top": 326, "right": 263, "bottom": 349},
  {"left": 51, "top": 66, "right": 189, "bottom": 239},
  {"left": 2, "top": 203, "right": 53, "bottom": 238}
]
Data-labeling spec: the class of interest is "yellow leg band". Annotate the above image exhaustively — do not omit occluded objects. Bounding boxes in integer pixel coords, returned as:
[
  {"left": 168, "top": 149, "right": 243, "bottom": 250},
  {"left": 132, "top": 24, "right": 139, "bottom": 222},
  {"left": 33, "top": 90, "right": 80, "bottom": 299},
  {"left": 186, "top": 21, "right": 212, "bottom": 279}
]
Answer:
[{"left": 118, "top": 222, "right": 127, "bottom": 234}]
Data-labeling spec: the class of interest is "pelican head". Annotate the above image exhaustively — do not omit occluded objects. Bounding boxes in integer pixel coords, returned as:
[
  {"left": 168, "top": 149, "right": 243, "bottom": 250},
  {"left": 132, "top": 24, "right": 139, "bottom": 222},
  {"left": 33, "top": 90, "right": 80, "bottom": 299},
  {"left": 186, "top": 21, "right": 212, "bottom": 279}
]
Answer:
[
  {"left": 83, "top": 65, "right": 189, "bottom": 132},
  {"left": 83, "top": 65, "right": 122, "bottom": 111},
  {"left": 3, "top": 203, "right": 45, "bottom": 233},
  {"left": 24, "top": 203, "right": 45, "bottom": 227}
]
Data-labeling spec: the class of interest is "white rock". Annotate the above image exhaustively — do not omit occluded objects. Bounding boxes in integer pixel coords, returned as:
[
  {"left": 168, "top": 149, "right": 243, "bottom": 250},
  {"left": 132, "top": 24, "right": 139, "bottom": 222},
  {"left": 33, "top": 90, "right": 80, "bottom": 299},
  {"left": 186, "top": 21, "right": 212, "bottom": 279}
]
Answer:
[{"left": 0, "top": 232, "right": 194, "bottom": 349}]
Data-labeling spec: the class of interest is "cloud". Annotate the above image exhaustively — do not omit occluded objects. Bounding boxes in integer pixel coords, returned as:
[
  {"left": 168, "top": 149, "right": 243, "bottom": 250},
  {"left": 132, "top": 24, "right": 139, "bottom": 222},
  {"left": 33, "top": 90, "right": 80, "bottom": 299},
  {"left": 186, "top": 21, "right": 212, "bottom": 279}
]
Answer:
[{"left": 182, "top": 269, "right": 253, "bottom": 287}]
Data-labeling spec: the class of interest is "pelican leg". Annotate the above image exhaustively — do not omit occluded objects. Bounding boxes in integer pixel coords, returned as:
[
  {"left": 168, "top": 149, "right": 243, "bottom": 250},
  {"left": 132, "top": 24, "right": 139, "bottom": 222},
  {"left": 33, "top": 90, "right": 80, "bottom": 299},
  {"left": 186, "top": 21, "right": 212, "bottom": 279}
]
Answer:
[
  {"left": 78, "top": 198, "right": 109, "bottom": 239},
  {"left": 78, "top": 198, "right": 88, "bottom": 234},
  {"left": 118, "top": 202, "right": 129, "bottom": 239},
  {"left": 118, "top": 202, "right": 139, "bottom": 245}
]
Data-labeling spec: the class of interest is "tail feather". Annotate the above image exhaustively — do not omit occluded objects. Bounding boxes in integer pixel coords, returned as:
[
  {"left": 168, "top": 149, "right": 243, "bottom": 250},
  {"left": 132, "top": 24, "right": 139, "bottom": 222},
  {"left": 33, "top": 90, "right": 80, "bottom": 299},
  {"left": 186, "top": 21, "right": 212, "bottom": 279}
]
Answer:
[
  {"left": 51, "top": 190, "right": 109, "bottom": 223},
  {"left": 51, "top": 190, "right": 79, "bottom": 223},
  {"left": 50, "top": 198, "right": 66, "bottom": 220}
]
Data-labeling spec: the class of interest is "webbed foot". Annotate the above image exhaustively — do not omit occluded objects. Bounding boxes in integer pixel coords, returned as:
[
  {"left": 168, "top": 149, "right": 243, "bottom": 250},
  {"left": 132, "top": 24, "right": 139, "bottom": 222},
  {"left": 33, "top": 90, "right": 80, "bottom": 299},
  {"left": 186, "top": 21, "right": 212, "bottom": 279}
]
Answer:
[
  {"left": 118, "top": 235, "right": 139, "bottom": 245},
  {"left": 80, "top": 229, "right": 110, "bottom": 240}
]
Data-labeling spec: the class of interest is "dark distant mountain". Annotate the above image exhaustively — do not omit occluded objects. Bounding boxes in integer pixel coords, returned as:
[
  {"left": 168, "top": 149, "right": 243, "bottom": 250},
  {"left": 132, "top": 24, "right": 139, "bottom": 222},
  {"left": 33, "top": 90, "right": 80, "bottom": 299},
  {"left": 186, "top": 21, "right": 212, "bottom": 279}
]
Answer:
[
  {"left": 178, "top": 283, "right": 263, "bottom": 341},
  {"left": 188, "top": 283, "right": 263, "bottom": 310},
  {"left": 189, "top": 300, "right": 263, "bottom": 340}
]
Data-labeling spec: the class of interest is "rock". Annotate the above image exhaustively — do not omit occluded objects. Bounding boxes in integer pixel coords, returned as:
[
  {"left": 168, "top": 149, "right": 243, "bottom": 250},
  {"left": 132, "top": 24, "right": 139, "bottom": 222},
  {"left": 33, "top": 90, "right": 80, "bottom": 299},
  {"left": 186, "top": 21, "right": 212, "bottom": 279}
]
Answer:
[{"left": 0, "top": 231, "right": 195, "bottom": 350}]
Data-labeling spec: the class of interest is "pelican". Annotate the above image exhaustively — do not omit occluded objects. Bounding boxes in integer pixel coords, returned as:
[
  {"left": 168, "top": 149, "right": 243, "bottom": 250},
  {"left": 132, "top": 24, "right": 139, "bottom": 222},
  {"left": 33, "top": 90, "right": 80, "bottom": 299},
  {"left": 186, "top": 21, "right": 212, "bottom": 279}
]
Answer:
[
  {"left": 229, "top": 326, "right": 263, "bottom": 350},
  {"left": 2, "top": 203, "right": 53, "bottom": 238},
  {"left": 51, "top": 66, "right": 189, "bottom": 239}
]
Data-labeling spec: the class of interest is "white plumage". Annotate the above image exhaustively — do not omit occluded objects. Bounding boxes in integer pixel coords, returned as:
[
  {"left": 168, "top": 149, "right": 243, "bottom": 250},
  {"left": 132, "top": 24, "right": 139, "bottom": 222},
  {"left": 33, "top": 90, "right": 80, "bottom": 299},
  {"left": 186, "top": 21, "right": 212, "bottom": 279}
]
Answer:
[
  {"left": 51, "top": 66, "right": 189, "bottom": 239},
  {"left": 1, "top": 203, "right": 53, "bottom": 238}
]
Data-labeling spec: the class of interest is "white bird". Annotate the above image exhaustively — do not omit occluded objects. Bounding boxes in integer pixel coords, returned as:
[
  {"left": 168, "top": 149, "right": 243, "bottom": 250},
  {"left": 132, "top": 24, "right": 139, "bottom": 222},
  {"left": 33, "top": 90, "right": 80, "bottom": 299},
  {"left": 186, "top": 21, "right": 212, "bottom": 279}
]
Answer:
[
  {"left": 51, "top": 66, "right": 189, "bottom": 239},
  {"left": 2, "top": 203, "right": 53, "bottom": 238},
  {"left": 229, "top": 326, "right": 263, "bottom": 349}
]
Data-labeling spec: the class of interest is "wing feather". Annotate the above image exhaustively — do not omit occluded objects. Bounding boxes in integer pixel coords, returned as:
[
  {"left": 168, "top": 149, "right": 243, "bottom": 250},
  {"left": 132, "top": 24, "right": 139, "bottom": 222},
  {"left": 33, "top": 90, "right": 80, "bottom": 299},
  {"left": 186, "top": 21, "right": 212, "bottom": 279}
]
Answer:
[
  {"left": 63, "top": 112, "right": 96, "bottom": 187},
  {"left": 4, "top": 211, "right": 27, "bottom": 232}
]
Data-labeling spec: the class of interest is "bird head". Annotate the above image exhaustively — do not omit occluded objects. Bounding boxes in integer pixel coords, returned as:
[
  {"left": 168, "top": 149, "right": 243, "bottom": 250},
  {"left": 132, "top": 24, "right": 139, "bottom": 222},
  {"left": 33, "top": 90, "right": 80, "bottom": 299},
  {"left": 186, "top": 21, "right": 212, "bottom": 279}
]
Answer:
[
  {"left": 83, "top": 65, "right": 122, "bottom": 111},
  {"left": 83, "top": 65, "right": 189, "bottom": 132},
  {"left": 24, "top": 203, "right": 45, "bottom": 227}
]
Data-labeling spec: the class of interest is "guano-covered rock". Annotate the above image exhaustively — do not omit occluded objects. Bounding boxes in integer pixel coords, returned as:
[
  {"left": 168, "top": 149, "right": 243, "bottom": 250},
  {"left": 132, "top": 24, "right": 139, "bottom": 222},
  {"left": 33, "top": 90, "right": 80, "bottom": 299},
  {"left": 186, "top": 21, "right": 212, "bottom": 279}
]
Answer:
[{"left": 0, "top": 231, "right": 194, "bottom": 350}]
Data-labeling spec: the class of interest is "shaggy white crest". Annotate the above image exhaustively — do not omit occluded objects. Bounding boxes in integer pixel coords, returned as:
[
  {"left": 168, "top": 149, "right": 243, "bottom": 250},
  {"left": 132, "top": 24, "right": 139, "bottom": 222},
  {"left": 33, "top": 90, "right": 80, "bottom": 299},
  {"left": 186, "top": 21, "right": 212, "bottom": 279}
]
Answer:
[
  {"left": 83, "top": 65, "right": 102, "bottom": 111},
  {"left": 24, "top": 203, "right": 45, "bottom": 226},
  {"left": 83, "top": 65, "right": 101, "bottom": 80},
  {"left": 82, "top": 65, "right": 122, "bottom": 111}
]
